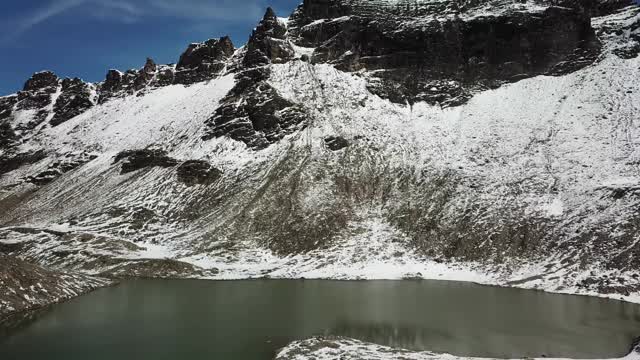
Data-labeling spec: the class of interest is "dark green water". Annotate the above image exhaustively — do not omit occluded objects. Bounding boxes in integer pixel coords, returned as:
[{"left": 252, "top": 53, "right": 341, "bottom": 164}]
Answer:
[{"left": 1, "top": 279, "right": 639, "bottom": 359}]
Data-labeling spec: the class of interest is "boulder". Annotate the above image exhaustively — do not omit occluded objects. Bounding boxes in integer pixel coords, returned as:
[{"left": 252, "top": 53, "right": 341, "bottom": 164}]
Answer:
[
  {"left": 176, "top": 160, "right": 222, "bottom": 186},
  {"left": 324, "top": 136, "right": 350, "bottom": 151},
  {"left": 113, "top": 149, "right": 179, "bottom": 174}
]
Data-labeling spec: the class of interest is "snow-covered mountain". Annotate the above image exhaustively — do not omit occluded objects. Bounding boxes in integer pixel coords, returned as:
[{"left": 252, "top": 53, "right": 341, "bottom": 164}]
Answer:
[{"left": 1, "top": 0, "right": 640, "bottom": 316}]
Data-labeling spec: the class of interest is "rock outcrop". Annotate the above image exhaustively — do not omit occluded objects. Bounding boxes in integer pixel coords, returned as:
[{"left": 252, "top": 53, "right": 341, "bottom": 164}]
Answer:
[
  {"left": 174, "top": 37, "right": 235, "bottom": 85},
  {"left": 176, "top": 160, "right": 222, "bottom": 186},
  {"left": 15, "top": 71, "right": 60, "bottom": 126},
  {"left": 595, "top": 4, "right": 640, "bottom": 59},
  {"left": 113, "top": 149, "right": 179, "bottom": 174},
  {"left": 324, "top": 136, "right": 350, "bottom": 151},
  {"left": 0, "top": 96, "right": 18, "bottom": 149},
  {"left": 243, "top": 8, "right": 295, "bottom": 67},
  {"left": 203, "top": 67, "right": 307, "bottom": 149},
  {"left": 50, "top": 78, "right": 95, "bottom": 127},
  {"left": 99, "top": 58, "right": 175, "bottom": 103},
  {"left": 288, "top": 0, "right": 603, "bottom": 106},
  {"left": 0, "top": 96, "right": 16, "bottom": 122},
  {"left": 25, "top": 152, "right": 98, "bottom": 185},
  {"left": 202, "top": 8, "right": 306, "bottom": 149}
]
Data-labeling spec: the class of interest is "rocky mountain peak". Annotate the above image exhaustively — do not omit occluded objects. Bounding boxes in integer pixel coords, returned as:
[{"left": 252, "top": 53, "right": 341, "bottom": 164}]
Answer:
[
  {"left": 22, "top": 71, "right": 59, "bottom": 92},
  {"left": 15, "top": 71, "right": 61, "bottom": 125},
  {"left": 243, "top": 7, "right": 295, "bottom": 67},
  {"left": 264, "top": 6, "right": 278, "bottom": 20},
  {"left": 50, "top": 77, "right": 94, "bottom": 127},
  {"left": 174, "top": 36, "right": 235, "bottom": 84},
  {"left": 142, "top": 57, "right": 157, "bottom": 76}
]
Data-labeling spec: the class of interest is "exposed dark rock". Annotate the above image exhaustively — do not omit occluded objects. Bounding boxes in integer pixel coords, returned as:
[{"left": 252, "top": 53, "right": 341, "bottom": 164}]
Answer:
[
  {"left": 287, "top": 2, "right": 352, "bottom": 47},
  {"left": 113, "top": 149, "right": 179, "bottom": 174},
  {"left": 595, "top": 5, "right": 640, "bottom": 59},
  {"left": 104, "top": 259, "right": 216, "bottom": 279},
  {"left": 609, "top": 187, "right": 637, "bottom": 199},
  {"left": 22, "top": 71, "right": 59, "bottom": 93},
  {"left": 25, "top": 153, "right": 98, "bottom": 185},
  {"left": 203, "top": 67, "right": 307, "bottom": 149},
  {"left": 133, "top": 58, "right": 157, "bottom": 90},
  {"left": 288, "top": 0, "right": 601, "bottom": 106},
  {"left": 243, "top": 8, "right": 295, "bottom": 67},
  {"left": 631, "top": 337, "right": 640, "bottom": 354},
  {"left": 0, "top": 95, "right": 17, "bottom": 122},
  {"left": 50, "top": 78, "right": 95, "bottom": 127},
  {"left": 0, "top": 150, "right": 46, "bottom": 176},
  {"left": 551, "top": 0, "right": 636, "bottom": 17},
  {"left": 15, "top": 72, "right": 60, "bottom": 126},
  {"left": 613, "top": 43, "right": 640, "bottom": 59},
  {"left": 98, "top": 58, "right": 176, "bottom": 103},
  {"left": 174, "top": 37, "right": 235, "bottom": 85},
  {"left": 324, "top": 136, "right": 350, "bottom": 151},
  {"left": 0, "top": 122, "right": 17, "bottom": 150},
  {"left": 99, "top": 69, "right": 126, "bottom": 102},
  {"left": 155, "top": 65, "right": 176, "bottom": 87},
  {"left": 177, "top": 160, "right": 222, "bottom": 186}
]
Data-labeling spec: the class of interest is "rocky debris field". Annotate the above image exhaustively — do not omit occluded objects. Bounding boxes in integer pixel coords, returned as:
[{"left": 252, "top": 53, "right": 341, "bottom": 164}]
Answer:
[{"left": 0, "top": 256, "right": 112, "bottom": 322}]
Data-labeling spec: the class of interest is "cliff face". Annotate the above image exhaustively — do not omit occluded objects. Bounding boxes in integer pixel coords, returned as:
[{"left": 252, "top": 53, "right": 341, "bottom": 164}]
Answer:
[
  {"left": 0, "top": 0, "right": 640, "bottom": 305},
  {"left": 288, "top": 0, "right": 604, "bottom": 105}
]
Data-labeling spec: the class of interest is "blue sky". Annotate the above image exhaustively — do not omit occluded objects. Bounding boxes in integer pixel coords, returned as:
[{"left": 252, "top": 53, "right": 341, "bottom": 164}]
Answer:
[{"left": 0, "top": 0, "right": 301, "bottom": 95}]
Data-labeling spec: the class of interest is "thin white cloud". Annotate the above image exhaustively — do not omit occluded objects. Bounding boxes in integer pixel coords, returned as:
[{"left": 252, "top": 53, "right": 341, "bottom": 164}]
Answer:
[
  {"left": 5, "top": 0, "right": 86, "bottom": 41},
  {"left": 143, "top": 0, "right": 265, "bottom": 21},
  {"left": 101, "top": 0, "right": 142, "bottom": 16},
  {"left": 2, "top": 0, "right": 273, "bottom": 43}
]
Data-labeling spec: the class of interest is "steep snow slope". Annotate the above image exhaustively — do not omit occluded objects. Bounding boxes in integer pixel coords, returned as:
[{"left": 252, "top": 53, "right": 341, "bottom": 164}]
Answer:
[
  {"left": 2, "top": 48, "right": 639, "bottom": 300},
  {"left": 0, "top": 2, "right": 639, "bottom": 306}
]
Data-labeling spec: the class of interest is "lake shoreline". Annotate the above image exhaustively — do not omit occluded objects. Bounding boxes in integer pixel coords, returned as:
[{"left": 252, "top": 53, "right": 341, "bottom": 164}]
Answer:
[
  {"left": 2, "top": 274, "right": 640, "bottom": 360},
  {"left": 2, "top": 251, "right": 640, "bottom": 328}
]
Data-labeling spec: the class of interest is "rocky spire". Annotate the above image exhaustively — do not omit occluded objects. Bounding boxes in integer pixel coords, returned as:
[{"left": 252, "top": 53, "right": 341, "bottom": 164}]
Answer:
[
  {"left": 264, "top": 6, "right": 277, "bottom": 20},
  {"left": 134, "top": 57, "right": 158, "bottom": 89},
  {"left": 243, "top": 7, "right": 295, "bottom": 67},
  {"left": 142, "top": 58, "right": 157, "bottom": 76}
]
